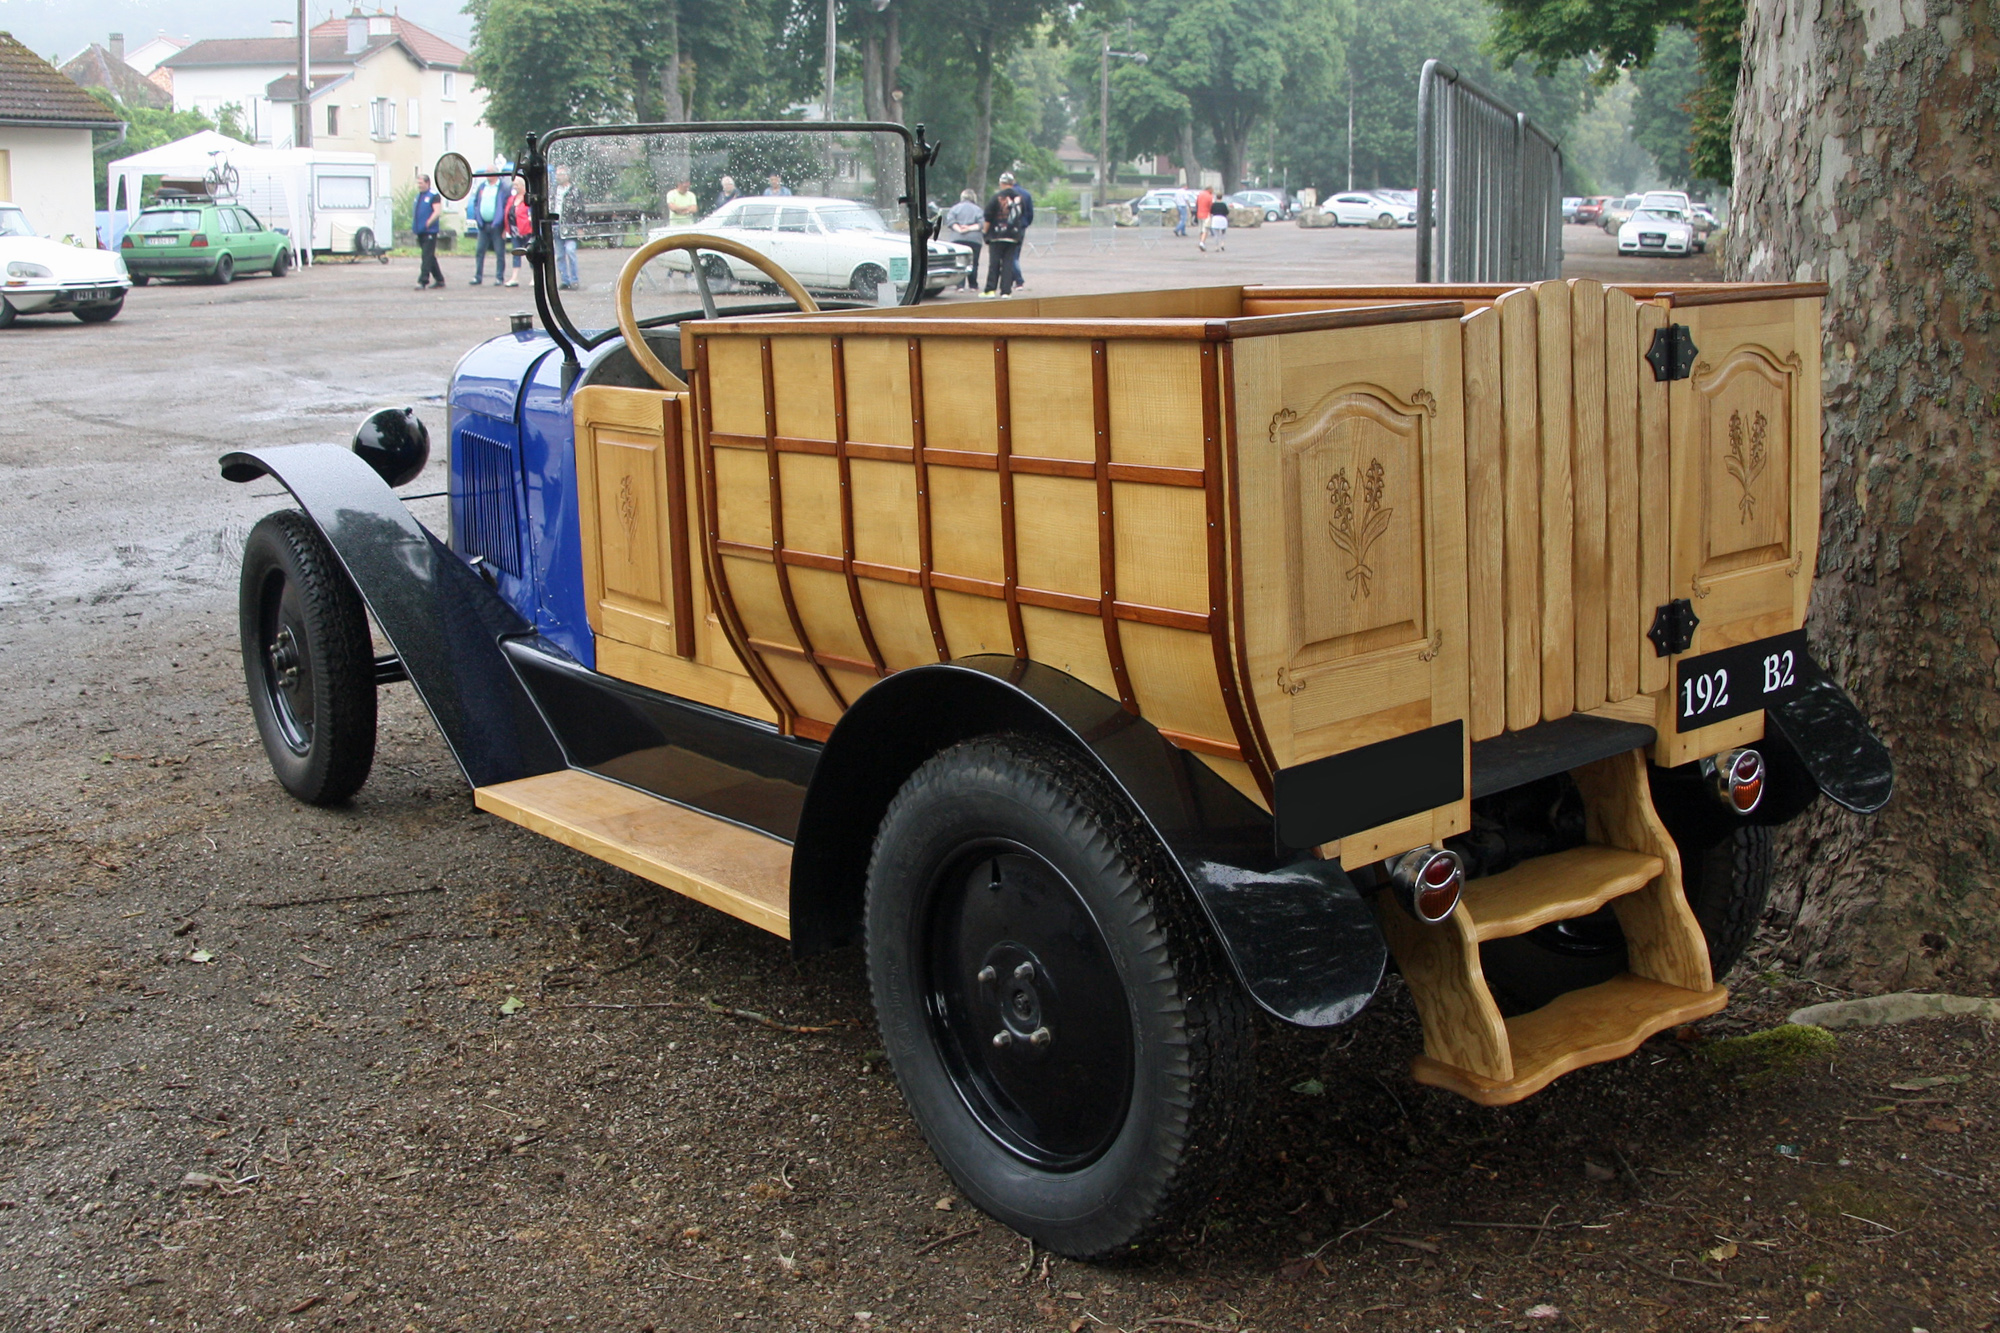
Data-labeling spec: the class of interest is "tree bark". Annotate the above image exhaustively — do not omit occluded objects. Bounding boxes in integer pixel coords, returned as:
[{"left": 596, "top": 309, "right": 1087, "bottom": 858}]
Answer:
[
  {"left": 660, "top": 1, "right": 684, "bottom": 121},
  {"left": 1731, "top": 0, "right": 1998, "bottom": 989},
  {"left": 971, "top": 47, "right": 995, "bottom": 195},
  {"left": 1176, "top": 121, "right": 1201, "bottom": 186}
]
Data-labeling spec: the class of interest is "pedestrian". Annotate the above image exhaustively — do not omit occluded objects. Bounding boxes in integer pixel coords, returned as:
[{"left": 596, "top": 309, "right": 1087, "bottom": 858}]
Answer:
[
  {"left": 412, "top": 172, "right": 445, "bottom": 289},
  {"left": 1174, "top": 186, "right": 1192, "bottom": 237},
  {"left": 503, "top": 175, "right": 530, "bottom": 286},
  {"left": 764, "top": 173, "right": 792, "bottom": 197},
  {"left": 1194, "top": 185, "right": 1215, "bottom": 251},
  {"left": 665, "top": 178, "right": 698, "bottom": 227},
  {"left": 981, "top": 179, "right": 1027, "bottom": 298},
  {"left": 998, "top": 171, "right": 1033, "bottom": 290},
  {"left": 942, "top": 188, "right": 984, "bottom": 291},
  {"left": 552, "top": 165, "right": 580, "bottom": 290},
  {"left": 715, "top": 175, "right": 739, "bottom": 209},
  {"left": 1206, "top": 199, "right": 1229, "bottom": 252},
  {"left": 468, "top": 165, "right": 506, "bottom": 285}
]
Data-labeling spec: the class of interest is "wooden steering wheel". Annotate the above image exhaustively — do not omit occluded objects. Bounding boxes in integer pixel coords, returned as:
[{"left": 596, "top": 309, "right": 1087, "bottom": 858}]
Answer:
[{"left": 614, "top": 232, "right": 821, "bottom": 392}]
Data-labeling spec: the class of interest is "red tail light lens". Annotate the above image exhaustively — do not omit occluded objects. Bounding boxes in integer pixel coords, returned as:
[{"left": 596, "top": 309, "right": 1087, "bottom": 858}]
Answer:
[
  {"left": 1388, "top": 846, "right": 1464, "bottom": 924},
  {"left": 190, "top": 235, "right": 209, "bottom": 247},
  {"left": 1704, "top": 748, "right": 1765, "bottom": 814},
  {"left": 120, "top": 235, "right": 134, "bottom": 248}
]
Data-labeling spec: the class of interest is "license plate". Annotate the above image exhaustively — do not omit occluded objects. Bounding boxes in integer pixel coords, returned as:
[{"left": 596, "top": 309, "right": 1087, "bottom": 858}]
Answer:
[
  {"left": 1674, "top": 629, "right": 1809, "bottom": 731},
  {"left": 144, "top": 235, "right": 177, "bottom": 245},
  {"left": 888, "top": 257, "right": 910, "bottom": 282}
]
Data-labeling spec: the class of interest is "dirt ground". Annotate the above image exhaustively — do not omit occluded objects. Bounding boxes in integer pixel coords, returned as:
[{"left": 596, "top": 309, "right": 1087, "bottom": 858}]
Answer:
[{"left": 7, "top": 223, "right": 1994, "bottom": 1333}]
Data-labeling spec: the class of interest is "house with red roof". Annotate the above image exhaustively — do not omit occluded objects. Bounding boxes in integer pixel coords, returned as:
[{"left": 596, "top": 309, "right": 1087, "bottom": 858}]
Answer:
[
  {"left": 160, "top": 9, "right": 492, "bottom": 189},
  {"left": 0, "top": 30, "right": 124, "bottom": 242}
]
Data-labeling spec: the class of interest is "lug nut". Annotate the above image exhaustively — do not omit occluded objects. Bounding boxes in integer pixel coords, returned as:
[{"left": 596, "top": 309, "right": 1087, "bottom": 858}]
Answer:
[
  {"left": 976, "top": 965, "right": 997, "bottom": 987},
  {"left": 991, "top": 1031, "right": 1013, "bottom": 1049},
  {"left": 1013, "top": 961, "right": 1035, "bottom": 982},
  {"left": 1028, "top": 1027, "right": 1052, "bottom": 1048}
]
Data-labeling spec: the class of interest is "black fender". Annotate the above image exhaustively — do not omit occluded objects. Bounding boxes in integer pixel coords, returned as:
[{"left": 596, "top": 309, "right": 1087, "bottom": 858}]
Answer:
[
  {"left": 790, "top": 656, "right": 1386, "bottom": 1028},
  {"left": 221, "top": 444, "right": 565, "bottom": 789}
]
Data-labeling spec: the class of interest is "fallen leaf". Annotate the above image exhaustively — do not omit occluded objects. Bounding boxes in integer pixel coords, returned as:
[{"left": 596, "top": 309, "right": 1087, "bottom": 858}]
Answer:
[
  {"left": 1291, "top": 1078, "right": 1326, "bottom": 1097},
  {"left": 181, "top": 1172, "right": 250, "bottom": 1195},
  {"left": 188, "top": 950, "right": 213, "bottom": 964},
  {"left": 499, "top": 996, "right": 525, "bottom": 1015},
  {"left": 1525, "top": 1304, "right": 1560, "bottom": 1320},
  {"left": 1584, "top": 1160, "right": 1617, "bottom": 1182},
  {"left": 934, "top": 1197, "right": 953, "bottom": 1211},
  {"left": 285, "top": 1295, "right": 324, "bottom": 1315},
  {"left": 1708, "top": 1242, "right": 1739, "bottom": 1262},
  {"left": 1924, "top": 1116, "right": 1962, "bottom": 1134},
  {"left": 1280, "top": 1255, "right": 1328, "bottom": 1281},
  {"left": 1891, "top": 1075, "right": 1970, "bottom": 1091}
]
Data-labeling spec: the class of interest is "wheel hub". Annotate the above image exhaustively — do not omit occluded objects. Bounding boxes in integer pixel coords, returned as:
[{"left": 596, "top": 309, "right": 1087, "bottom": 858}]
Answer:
[
  {"left": 978, "top": 953, "right": 1053, "bottom": 1054},
  {"left": 268, "top": 626, "right": 302, "bottom": 690}
]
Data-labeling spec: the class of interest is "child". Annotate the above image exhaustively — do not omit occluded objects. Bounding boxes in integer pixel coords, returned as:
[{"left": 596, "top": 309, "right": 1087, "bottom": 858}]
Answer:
[{"left": 1203, "top": 202, "right": 1229, "bottom": 252}]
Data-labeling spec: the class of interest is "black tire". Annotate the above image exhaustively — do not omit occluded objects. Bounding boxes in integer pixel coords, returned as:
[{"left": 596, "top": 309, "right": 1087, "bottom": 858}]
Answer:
[
  {"left": 849, "top": 263, "right": 886, "bottom": 301},
  {"left": 213, "top": 253, "right": 235, "bottom": 285},
  {"left": 866, "top": 735, "right": 1253, "bottom": 1260},
  {"left": 271, "top": 247, "right": 290, "bottom": 277},
  {"left": 130, "top": 273, "right": 151, "bottom": 287},
  {"left": 355, "top": 227, "right": 376, "bottom": 255},
  {"left": 239, "top": 510, "right": 377, "bottom": 804},
  {"left": 1372, "top": 212, "right": 1396, "bottom": 229},
  {"left": 0, "top": 298, "right": 16, "bottom": 328},
  {"left": 74, "top": 295, "right": 124, "bottom": 323}
]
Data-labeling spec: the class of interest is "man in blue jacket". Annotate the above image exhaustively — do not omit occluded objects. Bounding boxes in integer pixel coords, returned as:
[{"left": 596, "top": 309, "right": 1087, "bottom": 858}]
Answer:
[
  {"left": 413, "top": 173, "right": 445, "bottom": 289},
  {"left": 999, "top": 171, "right": 1034, "bottom": 291},
  {"left": 468, "top": 167, "right": 506, "bottom": 285}
]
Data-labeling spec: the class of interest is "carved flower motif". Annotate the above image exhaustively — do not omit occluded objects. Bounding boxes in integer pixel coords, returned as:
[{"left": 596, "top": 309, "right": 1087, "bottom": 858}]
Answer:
[
  {"left": 1725, "top": 409, "right": 1768, "bottom": 522},
  {"left": 1328, "top": 458, "right": 1393, "bottom": 599}
]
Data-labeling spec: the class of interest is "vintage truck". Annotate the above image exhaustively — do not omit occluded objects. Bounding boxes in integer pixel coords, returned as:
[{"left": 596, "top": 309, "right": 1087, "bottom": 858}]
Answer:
[{"left": 221, "top": 122, "right": 1890, "bottom": 1259}]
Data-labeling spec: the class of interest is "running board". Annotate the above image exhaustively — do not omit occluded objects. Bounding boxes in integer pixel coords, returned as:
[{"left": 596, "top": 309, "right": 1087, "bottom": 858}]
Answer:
[{"left": 475, "top": 769, "right": 792, "bottom": 939}]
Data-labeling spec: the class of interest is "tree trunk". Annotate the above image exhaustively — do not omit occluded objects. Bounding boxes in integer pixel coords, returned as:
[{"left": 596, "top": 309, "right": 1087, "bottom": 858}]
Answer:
[
  {"left": 971, "top": 47, "right": 995, "bottom": 195},
  {"left": 660, "top": 1, "right": 684, "bottom": 121},
  {"left": 886, "top": 9, "right": 902, "bottom": 124},
  {"left": 1731, "top": 0, "right": 1998, "bottom": 990},
  {"left": 862, "top": 25, "right": 885, "bottom": 121},
  {"left": 1212, "top": 119, "right": 1251, "bottom": 194},
  {"left": 1176, "top": 121, "right": 1200, "bottom": 186}
]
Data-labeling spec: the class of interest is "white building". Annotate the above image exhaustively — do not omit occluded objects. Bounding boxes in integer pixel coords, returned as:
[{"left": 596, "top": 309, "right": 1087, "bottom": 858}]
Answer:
[{"left": 0, "top": 31, "right": 124, "bottom": 243}]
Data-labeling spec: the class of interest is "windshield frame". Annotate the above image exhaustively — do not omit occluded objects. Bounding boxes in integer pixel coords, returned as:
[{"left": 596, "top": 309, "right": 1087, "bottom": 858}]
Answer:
[{"left": 525, "top": 120, "right": 931, "bottom": 371}]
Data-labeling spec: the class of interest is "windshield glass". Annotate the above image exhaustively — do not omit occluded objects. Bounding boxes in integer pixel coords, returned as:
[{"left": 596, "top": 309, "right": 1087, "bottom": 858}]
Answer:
[
  {"left": 0, "top": 207, "right": 33, "bottom": 238},
  {"left": 539, "top": 123, "right": 915, "bottom": 346},
  {"left": 1630, "top": 210, "right": 1683, "bottom": 224},
  {"left": 129, "top": 210, "right": 203, "bottom": 234}
]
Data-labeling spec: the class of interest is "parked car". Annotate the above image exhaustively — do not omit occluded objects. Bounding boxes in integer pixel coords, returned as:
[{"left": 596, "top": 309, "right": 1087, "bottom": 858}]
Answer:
[
  {"left": 1220, "top": 189, "right": 1290, "bottom": 221},
  {"left": 1325, "top": 191, "right": 1415, "bottom": 228},
  {"left": 652, "top": 196, "right": 972, "bottom": 300},
  {"left": 119, "top": 200, "right": 292, "bottom": 285},
  {"left": 1562, "top": 195, "right": 1582, "bottom": 222},
  {"left": 0, "top": 202, "right": 131, "bottom": 326},
  {"left": 1618, "top": 207, "right": 1696, "bottom": 257},
  {"left": 1599, "top": 193, "right": 1645, "bottom": 233},
  {"left": 1640, "top": 190, "right": 1692, "bottom": 216},
  {"left": 1573, "top": 195, "right": 1612, "bottom": 224},
  {"left": 1126, "top": 187, "right": 1184, "bottom": 220}
]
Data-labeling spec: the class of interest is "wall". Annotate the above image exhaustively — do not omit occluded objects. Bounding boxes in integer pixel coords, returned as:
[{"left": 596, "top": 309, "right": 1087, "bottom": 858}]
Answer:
[
  {"left": 312, "top": 51, "right": 494, "bottom": 198},
  {"left": 0, "top": 127, "right": 97, "bottom": 243},
  {"left": 171, "top": 64, "right": 288, "bottom": 145}
]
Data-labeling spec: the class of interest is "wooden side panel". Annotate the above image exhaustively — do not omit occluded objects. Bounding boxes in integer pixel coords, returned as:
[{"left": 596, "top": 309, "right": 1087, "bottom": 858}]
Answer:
[
  {"left": 919, "top": 337, "right": 1000, "bottom": 453},
  {"left": 1496, "top": 288, "right": 1541, "bottom": 730},
  {"left": 1461, "top": 306, "right": 1506, "bottom": 741},
  {"left": 1602, "top": 289, "right": 1642, "bottom": 701},
  {"left": 1791, "top": 297, "right": 1823, "bottom": 628},
  {"left": 1007, "top": 340, "right": 1096, "bottom": 461},
  {"left": 1635, "top": 301, "right": 1673, "bottom": 695},
  {"left": 1568, "top": 279, "right": 1608, "bottom": 713},
  {"left": 1535, "top": 281, "right": 1574, "bottom": 721}
]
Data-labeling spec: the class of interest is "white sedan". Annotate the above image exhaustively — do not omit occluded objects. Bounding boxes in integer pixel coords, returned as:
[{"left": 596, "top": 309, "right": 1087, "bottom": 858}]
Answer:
[
  {"left": 650, "top": 196, "right": 974, "bottom": 300},
  {"left": 1618, "top": 208, "right": 1695, "bottom": 258},
  {"left": 1325, "top": 192, "right": 1416, "bottom": 228},
  {"left": 1, "top": 203, "right": 131, "bottom": 326}
]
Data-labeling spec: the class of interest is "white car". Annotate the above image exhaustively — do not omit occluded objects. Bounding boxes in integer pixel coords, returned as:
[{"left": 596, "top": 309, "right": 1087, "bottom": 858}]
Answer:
[
  {"left": 650, "top": 196, "right": 974, "bottom": 300},
  {"left": 1325, "top": 192, "right": 1416, "bottom": 228},
  {"left": 1618, "top": 208, "right": 1695, "bottom": 257},
  {"left": 0, "top": 203, "right": 131, "bottom": 326}
]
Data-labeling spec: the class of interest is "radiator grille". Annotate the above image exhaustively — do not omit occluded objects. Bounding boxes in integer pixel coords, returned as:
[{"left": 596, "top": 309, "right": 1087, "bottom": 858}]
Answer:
[{"left": 451, "top": 429, "right": 522, "bottom": 577}]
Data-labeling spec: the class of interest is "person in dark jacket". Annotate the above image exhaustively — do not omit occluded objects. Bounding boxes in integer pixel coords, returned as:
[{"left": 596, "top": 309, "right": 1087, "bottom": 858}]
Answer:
[
  {"left": 981, "top": 182, "right": 1027, "bottom": 297},
  {"left": 998, "top": 171, "right": 1034, "bottom": 289},
  {"left": 412, "top": 173, "right": 444, "bottom": 289}
]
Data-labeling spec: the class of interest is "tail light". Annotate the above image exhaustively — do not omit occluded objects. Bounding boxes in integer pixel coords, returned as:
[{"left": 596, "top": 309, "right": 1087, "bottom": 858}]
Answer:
[
  {"left": 190, "top": 235, "right": 209, "bottom": 248},
  {"left": 1387, "top": 845, "right": 1464, "bottom": 924},
  {"left": 1703, "top": 748, "right": 1765, "bottom": 814},
  {"left": 120, "top": 235, "right": 134, "bottom": 248}
]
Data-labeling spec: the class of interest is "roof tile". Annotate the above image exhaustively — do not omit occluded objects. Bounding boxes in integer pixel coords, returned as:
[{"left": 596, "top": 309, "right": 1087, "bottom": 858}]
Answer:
[{"left": 0, "top": 31, "right": 126, "bottom": 125}]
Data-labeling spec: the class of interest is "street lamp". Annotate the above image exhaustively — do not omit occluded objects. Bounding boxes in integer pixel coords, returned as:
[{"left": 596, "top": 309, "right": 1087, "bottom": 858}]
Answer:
[{"left": 1098, "top": 37, "right": 1147, "bottom": 206}]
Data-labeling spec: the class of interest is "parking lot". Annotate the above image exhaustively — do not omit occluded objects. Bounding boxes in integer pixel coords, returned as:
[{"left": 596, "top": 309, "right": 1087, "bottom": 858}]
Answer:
[{"left": 15, "top": 224, "right": 1994, "bottom": 1333}]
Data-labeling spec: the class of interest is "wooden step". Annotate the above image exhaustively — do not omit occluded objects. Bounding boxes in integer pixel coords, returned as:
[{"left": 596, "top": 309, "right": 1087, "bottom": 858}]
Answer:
[
  {"left": 475, "top": 769, "right": 792, "bottom": 938},
  {"left": 1458, "top": 844, "right": 1664, "bottom": 942},
  {"left": 1412, "top": 974, "right": 1727, "bottom": 1106}
]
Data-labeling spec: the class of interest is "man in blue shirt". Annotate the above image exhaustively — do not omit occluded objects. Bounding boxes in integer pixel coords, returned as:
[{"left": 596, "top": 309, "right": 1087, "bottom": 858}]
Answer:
[
  {"left": 468, "top": 167, "right": 506, "bottom": 285},
  {"left": 413, "top": 173, "right": 444, "bottom": 289}
]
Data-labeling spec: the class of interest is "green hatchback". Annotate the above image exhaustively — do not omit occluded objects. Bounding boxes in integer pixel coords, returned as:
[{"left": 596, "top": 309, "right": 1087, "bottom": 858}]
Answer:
[{"left": 120, "top": 202, "right": 292, "bottom": 285}]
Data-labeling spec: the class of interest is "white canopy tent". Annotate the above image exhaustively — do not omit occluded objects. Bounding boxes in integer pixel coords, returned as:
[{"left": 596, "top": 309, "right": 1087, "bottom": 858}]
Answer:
[{"left": 106, "top": 133, "right": 380, "bottom": 266}]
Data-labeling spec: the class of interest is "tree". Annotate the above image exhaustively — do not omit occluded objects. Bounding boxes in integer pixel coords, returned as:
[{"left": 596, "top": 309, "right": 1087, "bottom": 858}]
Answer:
[
  {"left": 1627, "top": 27, "right": 1702, "bottom": 188},
  {"left": 1730, "top": 1, "right": 1999, "bottom": 989},
  {"left": 85, "top": 91, "right": 248, "bottom": 208}
]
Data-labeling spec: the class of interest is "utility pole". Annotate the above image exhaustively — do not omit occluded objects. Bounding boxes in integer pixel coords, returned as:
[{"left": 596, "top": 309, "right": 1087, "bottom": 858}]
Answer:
[
  {"left": 1097, "top": 35, "right": 1147, "bottom": 206},
  {"left": 295, "top": 0, "right": 311, "bottom": 147},
  {"left": 823, "top": 0, "right": 838, "bottom": 121},
  {"left": 1345, "top": 68, "right": 1353, "bottom": 191}
]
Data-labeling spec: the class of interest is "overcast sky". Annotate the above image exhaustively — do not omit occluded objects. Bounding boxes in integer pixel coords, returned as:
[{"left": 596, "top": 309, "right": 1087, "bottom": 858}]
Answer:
[{"left": 1, "top": 0, "right": 475, "bottom": 63}]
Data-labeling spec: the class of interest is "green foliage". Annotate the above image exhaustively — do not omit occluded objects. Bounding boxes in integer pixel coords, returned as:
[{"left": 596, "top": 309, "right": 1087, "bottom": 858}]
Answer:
[
  {"left": 86, "top": 90, "right": 248, "bottom": 208},
  {"left": 1699, "top": 1023, "right": 1839, "bottom": 1083},
  {"left": 1630, "top": 27, "right": 1702, "bottom": 187},
  {"left": 1565, "top": 78, "right": 1658, "bottom": 195}
]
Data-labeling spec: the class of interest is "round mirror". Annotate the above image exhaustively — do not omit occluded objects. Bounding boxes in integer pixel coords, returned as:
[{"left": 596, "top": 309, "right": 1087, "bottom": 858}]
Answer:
[{"left": 433, "top": 152, "right": 472, "bottom": 201}]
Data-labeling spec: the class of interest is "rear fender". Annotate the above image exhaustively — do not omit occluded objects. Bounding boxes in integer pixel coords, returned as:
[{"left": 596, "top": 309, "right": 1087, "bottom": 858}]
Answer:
[
  {"left": 790, "top": 657, "right": 1386, "bottom": 1028},
  {"left": 221, "top": 443, "right": 565, "bottom": 789}
]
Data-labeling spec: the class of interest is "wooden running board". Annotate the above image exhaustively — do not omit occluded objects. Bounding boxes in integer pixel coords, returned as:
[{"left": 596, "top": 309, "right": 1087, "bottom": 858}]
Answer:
[
  {"left": 1376, "top": 748, "right": 1724, "bottom": 1106},
  {"left": 475, "top": 769, "right": 793, "bottom": 939}
]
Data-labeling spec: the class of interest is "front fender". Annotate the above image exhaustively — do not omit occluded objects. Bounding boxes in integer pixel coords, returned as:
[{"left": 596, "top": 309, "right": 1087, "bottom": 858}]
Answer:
[
  {"left": 221, "top": 444, "right": 565, "bottom": 789},
  {"left": 790, "top": 657, "right": 1386, "bottom": 1028}
]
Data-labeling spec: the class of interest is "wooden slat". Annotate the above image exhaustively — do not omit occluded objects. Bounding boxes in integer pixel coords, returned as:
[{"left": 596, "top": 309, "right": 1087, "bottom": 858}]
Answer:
[
  {"left": 1634, "top": 302, "right": 1672, "bottom": 695},
  {"left": 475, "top": 770, "right": 792, "bottom": 939},
  {"left": 693, "top": 301, "right": 1466, "bottom": 343},
  {"left": 1200, "top": 340, "right": 1262, "bottom": 782},
  {"left": 1496, "top": 288, "right": 1541, "bottom": 731},
  {"left": 1602, "top": 289, "right": 1642, "bottom": 701},
  {"left": 1219, "top": 341, "right": 1277, "bottom": 798},
  {"left": 1569, "top": 279, "right": 1608, "bottom": 712},
  {"left": 1459, "top": 844, "right": 1664, "bottom": 942},
  {"left": 993, "top": 339, "right": 1027, "bottom": 657},
  {"left": 761, "top": 337, "right": 849, "bottom": 711},
  {"left": 831, "top": 337, "right": 889, "bottom": 675},
  {"left": 1092, "top": 340, "right": 1137, "bottom": 710},
  {"left": 1535, "top": 281, "right": 1575, "bottom": 721},
  {"left": 1461, "top": 306, "right": 1505, "bottom": 740},
  {"left": 906, "top": 337, "right": 951, "bottom": 660}
]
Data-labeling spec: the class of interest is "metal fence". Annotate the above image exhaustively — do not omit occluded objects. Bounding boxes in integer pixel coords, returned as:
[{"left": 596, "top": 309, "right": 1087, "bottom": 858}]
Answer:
[{"left": 1415, "top": 59, "right": 1564, "bottom": 283}]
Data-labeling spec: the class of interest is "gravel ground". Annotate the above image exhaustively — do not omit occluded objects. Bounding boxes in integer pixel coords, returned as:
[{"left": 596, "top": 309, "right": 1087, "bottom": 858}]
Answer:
[{"left": 8, "top": 224, "right": 1993, "bottom": 1333}]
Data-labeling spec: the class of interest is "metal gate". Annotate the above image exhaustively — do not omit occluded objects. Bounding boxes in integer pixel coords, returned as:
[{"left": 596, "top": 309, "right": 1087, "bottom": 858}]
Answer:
[{"left": 1414, "top": 59, "right": 1564, "bottom": 283}]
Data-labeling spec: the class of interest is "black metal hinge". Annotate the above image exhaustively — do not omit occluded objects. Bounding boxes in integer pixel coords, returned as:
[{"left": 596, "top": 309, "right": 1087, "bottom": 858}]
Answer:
[
  {"left": 1647, "top": 599, "right": 1700, "bottom": 657},
  {"left": 1646, "top": 323, "right": 1699, "bottom": 382}
]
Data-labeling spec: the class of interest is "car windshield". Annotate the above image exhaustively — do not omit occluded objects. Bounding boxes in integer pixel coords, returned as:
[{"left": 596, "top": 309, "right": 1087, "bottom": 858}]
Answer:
[
  {"left": 0, "top": 207, "right": 33, "bottom": 238},
  {"left": 538, "top": 123, "right": 916, "bottom": 347},
  {"left": 1631, "top": 210, "right": 1683, "bottom": 224},
  {"left": 816, "top": 204, "right": 890, "bottom": 233},
  {"left": 129, "top": 210, "right": 203, "bottom": 234}
]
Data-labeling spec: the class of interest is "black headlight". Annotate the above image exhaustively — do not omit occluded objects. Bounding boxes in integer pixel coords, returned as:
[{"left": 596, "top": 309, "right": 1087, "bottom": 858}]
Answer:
[{"left": 352, "top": 407, "right": 431, "bottom": 488}]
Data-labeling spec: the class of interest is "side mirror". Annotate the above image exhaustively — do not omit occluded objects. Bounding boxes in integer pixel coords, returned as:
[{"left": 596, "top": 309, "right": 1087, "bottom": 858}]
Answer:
[
  {"left": 434, "top": 152, "right": 472, "bottom": 201},
  {"left": 352, "top": 406, "right": 431, "bottom": 488}
]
